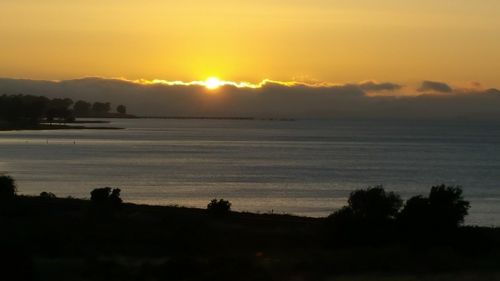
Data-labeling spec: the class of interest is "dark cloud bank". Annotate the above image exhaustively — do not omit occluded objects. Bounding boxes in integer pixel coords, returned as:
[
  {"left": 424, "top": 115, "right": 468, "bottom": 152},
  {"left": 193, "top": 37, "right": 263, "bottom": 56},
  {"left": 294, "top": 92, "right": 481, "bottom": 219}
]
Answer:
[
  {"left": 0, "top": 77, "right": 499, "bottom": 120},
  {"left": 418, "top": 81, "right": 453, "bottom": 93}
]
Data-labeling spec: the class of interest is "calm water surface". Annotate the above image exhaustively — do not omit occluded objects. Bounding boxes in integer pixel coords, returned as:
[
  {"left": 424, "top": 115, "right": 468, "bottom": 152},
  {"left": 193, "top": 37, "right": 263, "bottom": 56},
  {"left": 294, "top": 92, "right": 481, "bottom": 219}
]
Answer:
[{"left": 1, "top": 118, "right": 499, "bottom": 226}]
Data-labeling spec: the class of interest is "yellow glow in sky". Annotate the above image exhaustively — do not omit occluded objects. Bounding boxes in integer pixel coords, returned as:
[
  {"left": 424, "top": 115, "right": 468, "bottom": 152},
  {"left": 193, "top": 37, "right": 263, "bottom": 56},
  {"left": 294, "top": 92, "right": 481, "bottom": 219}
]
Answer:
[
  {"left": 1, "top": 0, "right": 500, "bottom": 87},
  {"left": 205, "top": 77, "right": 223, "bottom": 90}
]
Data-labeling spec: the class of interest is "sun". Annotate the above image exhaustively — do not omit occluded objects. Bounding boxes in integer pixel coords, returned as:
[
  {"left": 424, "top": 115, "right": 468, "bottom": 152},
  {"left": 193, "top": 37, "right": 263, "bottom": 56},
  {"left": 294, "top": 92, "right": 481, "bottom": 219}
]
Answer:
[{"left": 205, "top": 77, "right": 223, "bottom": 90}]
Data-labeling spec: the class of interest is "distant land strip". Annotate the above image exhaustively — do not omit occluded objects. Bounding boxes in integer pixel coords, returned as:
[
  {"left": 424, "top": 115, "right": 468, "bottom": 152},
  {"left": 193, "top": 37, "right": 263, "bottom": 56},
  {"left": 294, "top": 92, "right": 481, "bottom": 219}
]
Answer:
[
  {"left": 137, "top": 116, "right": 296, "bottom": 121},
  {"left": 0, "top": 124, "right": 123, "bottom": 131}
]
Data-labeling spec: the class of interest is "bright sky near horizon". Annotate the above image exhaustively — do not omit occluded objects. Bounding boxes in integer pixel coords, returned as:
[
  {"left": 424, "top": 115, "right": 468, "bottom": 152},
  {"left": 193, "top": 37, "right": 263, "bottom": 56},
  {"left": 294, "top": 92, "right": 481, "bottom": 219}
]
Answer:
[{"left": 1, "top": 0, "right": 500, "bottom": 87}]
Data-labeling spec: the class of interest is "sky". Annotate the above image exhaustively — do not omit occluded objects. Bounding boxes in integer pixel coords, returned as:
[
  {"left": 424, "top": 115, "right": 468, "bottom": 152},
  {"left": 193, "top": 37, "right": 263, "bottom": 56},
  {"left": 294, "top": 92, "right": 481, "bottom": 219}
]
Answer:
[{"left": 1, "top": 0, "right": 500, "bottom": 88}]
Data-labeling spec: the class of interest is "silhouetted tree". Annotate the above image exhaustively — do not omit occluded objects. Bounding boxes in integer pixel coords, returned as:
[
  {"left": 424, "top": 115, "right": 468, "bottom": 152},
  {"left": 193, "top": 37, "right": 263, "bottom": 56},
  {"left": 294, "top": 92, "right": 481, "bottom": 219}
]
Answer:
[
  {"left": 327, "top": 186, "right": 403, "bottom": 240},
  {"left": 398, "top": 185, "right": 470, "bottom": 231},
  {"left": 40, "top": 191, "right": 57, "bottom": 199},
  {"left": 22, "top": 95, "right": 49, "bottom": 124},
  {"left": 429, "top": 185, "right": 470, "bottom": 227},
  {"left": 46, "top": 98, "right": 74, "bottom": 122},
  {"left": 74, "top": 100, "right": 92, "bottom": 116},
  {"left": 0, "top": 94, "right": 49, "bottom": 125},
  {"left": 116, "top": 105, "right": 127, "bottom": 114},
  {"left": 92, "top": 102, "right": 111, "bottom": 114},
  {"left": 0, "top": 95, "right": 22, "bottom": 123},
  {"left": 90, "top": 187, "right": 111, "bottom": 203},
  {"left": 0, "top": 175, "right": 17, "bottom": 200},
  {"left": 90, "top": 187, "right": 122, "bottom": 207},
  {"left": 347, "top": 186, "right": 402, "bottom": 222},
  {"left": 0, "top": 94, "right": 119, "bottom": 128},
  {"left": 109, "top": 188, "right": 123, "bottom": 205},
  {"left": 397, "top": 195, "right": 430, "bottom": 229},
  {"left": 46, "top": 108, "right": 58, "bottom": 122},
  {"left": 207, "top": 199, "right": 231, "bottom": 216},
  {"left": 48, "top": 98, "right": 73, "bottom": 111}
]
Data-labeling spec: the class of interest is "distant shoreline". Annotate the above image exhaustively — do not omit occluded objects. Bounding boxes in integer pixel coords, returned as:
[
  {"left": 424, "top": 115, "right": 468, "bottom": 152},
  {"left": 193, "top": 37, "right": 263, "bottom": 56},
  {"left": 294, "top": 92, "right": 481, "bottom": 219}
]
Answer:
[
  {"left": 0, "top": 124, "right": 123, "bottom": 131},
  {"left": 67, "top": 120, "right": 111, "bottom": 124},
  {"left": 137, "top": 116, "right": 296, "bottom": 121},
  {"left": 75, "top": 112, "right": 138, "bottom": 119},
  {"left": 77, "top": 114, "right": 297, "bottom": 121}
]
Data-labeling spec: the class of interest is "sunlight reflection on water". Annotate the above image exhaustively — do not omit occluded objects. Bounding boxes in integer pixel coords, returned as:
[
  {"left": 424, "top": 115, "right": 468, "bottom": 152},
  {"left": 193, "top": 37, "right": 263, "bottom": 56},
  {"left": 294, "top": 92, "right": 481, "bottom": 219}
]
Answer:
[{"left": 1, "top": 118, "right": 500, "bottom": 226}]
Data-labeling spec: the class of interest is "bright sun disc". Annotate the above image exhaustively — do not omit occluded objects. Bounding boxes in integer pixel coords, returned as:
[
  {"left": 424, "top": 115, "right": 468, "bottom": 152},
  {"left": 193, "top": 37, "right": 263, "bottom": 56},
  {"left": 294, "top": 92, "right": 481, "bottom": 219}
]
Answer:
[{"left": 205, "top": 77, "right": 222, "bottom": 90}]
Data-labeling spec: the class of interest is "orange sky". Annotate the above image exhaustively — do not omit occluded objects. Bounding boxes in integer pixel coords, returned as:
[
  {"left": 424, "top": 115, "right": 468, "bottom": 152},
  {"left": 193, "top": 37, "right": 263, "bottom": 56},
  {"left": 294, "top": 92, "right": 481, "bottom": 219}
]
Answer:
[{"left": 1, "top": 0, "right": 500, "bottom": 88}]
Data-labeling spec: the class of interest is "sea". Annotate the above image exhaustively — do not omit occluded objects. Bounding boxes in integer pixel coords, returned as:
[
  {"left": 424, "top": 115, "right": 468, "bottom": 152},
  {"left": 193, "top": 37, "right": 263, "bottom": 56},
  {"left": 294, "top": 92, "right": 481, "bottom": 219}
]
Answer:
[{"left": 1, "top": 118, "right": 499, "bottom": 226}]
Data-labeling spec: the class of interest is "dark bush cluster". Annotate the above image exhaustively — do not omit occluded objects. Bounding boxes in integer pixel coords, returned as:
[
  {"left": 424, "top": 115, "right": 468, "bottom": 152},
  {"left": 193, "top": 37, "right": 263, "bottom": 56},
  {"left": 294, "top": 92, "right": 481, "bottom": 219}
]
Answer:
[
  {"left": 399, "top": 185, "right": 470, "bottom": 230},
  {"left": 328, "top": 185, "right": 470, "bottom": 234},
  {"left": 207, "top": 199, "right": 232, "bottom": 216},
  {"left": 40, "top": 192, "right": 57, "bottom": 199},
  {"left": 348, "top": 186, "right": 402, "bottom": 222},
  {"left": 90, "top": 187, "right": 123, "bottom": 207},
  {"left": 327, "top": 186, "right": 402, "bottom": 238}
]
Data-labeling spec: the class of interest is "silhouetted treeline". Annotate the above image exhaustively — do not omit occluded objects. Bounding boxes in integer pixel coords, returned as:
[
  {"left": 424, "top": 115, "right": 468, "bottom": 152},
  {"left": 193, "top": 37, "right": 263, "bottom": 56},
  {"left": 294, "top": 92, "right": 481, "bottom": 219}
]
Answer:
[
  {"left": 326, "top": 185, "right": 471, "bottom": 246},
  {"left": 74, "top": 100, "right": 112, "bottom": 116},
  {"left": 0, "top": 94, "right": 128, "bottom": 127},
  {"left": 74, "top": 100, "right": 128, "bottom": 117},
  {"left": 0, "top": 95, "right": 70, "bottom": 125},
  {"left": 328, "top": 185, "right": 470, "bottom": 227}
]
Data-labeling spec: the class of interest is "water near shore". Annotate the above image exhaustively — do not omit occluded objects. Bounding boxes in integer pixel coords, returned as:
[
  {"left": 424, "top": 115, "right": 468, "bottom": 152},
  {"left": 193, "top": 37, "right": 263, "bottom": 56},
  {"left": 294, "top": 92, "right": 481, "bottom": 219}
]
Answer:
[{"left": 1, "top": 118, "right": 499, "bottom": 225}]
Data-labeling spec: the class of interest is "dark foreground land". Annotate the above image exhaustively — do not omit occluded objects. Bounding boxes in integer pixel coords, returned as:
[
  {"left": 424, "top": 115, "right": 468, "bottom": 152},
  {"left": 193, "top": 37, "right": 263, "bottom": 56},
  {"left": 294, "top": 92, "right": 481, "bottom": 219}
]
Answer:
[{"left": 1, "top": 196, "right": 500, "bottom": 281}]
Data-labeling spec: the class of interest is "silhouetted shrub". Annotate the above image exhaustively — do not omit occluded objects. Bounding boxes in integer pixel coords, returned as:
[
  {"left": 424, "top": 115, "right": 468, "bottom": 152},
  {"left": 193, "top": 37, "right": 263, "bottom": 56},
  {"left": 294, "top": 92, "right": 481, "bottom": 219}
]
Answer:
[
  {"left": 207, "top": 199, "right": 231, "bottom": 216},
  {"left": 398, "top": 185, "right": 470, "bottom": 231},
  {"left": 429, "top": 185, "right": 470, "bottom": 228},
  {"left": 329, "top": 186, "right": 402, "bottom": 225},
  {"left": 40, "top": 191, "right": 57, "bottom": 199},
  {"left": 397, "top": 195, "right": 430, "bottom": 230},
  {"left": 348, "top": 186, "right": 402, "bottom": 222},
  {"left": 90, "top": 187, "right": 122, "bottom": 206},
  {"left": 327, "top": 186, "right": 402, "bottom": 242},
  {"left": 91, "top": 187, "right": 111, "bottom": 202},
  {"left": 109, "top": 188, "right": 123, "bottom": 205},
  {"left": 0, "top": 175, "right": 17, "bottom": 200}
]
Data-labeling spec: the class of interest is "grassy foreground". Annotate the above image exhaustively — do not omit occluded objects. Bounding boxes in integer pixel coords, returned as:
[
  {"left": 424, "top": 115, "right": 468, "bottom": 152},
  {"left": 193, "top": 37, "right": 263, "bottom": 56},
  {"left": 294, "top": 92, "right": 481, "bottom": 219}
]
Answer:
[{"left": 1, "top": 195, "right": 500, "bottom": 281}]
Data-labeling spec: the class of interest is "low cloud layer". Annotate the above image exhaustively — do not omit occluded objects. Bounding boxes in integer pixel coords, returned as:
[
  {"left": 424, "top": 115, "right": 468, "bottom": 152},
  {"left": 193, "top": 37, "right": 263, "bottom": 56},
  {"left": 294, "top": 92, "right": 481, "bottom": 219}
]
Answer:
[
  {"left": 358, "top": 81, "right": 403, "bottom": 92},
  {"left": 418, "top": 81, "right": 453, "bottom": 93},
  {"left": 0, "top": 77, "right": 499, "bottom": 120}
]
